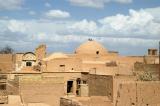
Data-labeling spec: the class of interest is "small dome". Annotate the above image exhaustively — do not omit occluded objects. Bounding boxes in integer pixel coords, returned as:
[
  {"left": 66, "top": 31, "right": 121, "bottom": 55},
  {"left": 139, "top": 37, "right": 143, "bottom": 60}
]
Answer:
[
  {"left": 43, "top": 52, "right": 68, "bottom": 61},
  {"left": 22, "top": 52, "right": 36, "bottom": 61},
  {"left": 75, "top": 40, "right": 108, "bottom": 55}
]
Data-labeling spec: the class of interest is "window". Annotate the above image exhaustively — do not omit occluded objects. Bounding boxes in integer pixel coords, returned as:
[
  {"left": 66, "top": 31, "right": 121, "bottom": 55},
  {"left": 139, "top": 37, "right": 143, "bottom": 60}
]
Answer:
[
  {"left": 59, "top": 65, "right": 65, "bottom": 71},
  {"left": 26, "top": 62, "right": 32, "bottom": 66},
  {"left": 0, "top": 84, "right": 6, "bottom": 90},
  {"left": 67, "top": 81, "right": 73, "bottom": 93},
  {"left": 83, "top": 80, "right": 87, "bottom": 84},
  {"left": 96, "top": 51, "right": 99, "bottom": 55},
  {"left": 0, "top": 75, "right": 7, "bottom": 80},
  {"left": 60, "top": 65, "right": 65, "bottom": 67},
  {"left": 152, "top": 50, "right": 157, "bottom": 55}
]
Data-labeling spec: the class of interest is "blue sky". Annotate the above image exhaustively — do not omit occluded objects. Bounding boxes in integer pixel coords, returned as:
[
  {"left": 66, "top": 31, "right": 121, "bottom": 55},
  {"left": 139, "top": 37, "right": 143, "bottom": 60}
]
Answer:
[{"left": 0, "top": 0, "right": 160, "bottom": 55}]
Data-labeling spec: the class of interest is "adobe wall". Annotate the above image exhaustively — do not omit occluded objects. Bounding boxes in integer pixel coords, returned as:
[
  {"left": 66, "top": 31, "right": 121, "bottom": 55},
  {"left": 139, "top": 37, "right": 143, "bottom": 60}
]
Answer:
[
  {"left": 144, "top": 56, "right": 159, "bottom": 64},
  {"left": 45, "top": 58, "right": 82, "bottom": 72},
  {"left": 7, "top": 79, "right": 19, "bottom": 95},
  {"left": 82, "top": 63, "right": 105, "bottom": 72},
  {"left": 75, "top": 54, "right": 144, "bottom": 76},
  {"left": 113, "top": 75, "right": 137, "bottom": 105},
  {"left": 134, "top": 63, "right": 159, "bottom": 80},
  {"left": 0, "top": 54, "right": 15, "bottom": 73},
  {"left": 19, "top": 75, "right": 64, "bottom": 106},
  {"left": 115, "top": 81, "right": 160, "bottom": 106},
  {"left": 42, "top": 72, "right": 82, "bottom": 95},
  {"left": 60, "top": 97, "right": 83, "bottom": 106},
  {"left": 82, "top": 74, "right": 113, "bottom": 100}
]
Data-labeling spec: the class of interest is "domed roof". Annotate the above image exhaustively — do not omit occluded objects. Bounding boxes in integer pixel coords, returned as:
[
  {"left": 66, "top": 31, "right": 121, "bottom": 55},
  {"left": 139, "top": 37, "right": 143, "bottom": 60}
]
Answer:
[
  {"left": 43, "top": 52, "right": 68, "bottom": 61},
  {"left": 75, "top": 40, "right": 108, "bottom": 55}
]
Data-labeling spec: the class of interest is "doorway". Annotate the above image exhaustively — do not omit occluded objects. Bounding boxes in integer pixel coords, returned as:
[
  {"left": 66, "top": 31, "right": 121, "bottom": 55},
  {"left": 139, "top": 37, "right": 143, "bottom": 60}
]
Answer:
[{"left": 67, "top": 81, "right": 73, "bottom": 93}]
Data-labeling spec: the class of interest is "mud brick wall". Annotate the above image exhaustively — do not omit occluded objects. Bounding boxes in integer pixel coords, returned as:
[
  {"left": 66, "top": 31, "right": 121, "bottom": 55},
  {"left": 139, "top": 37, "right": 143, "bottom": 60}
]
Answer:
[
  {"left": 134, "top": 63, "right": 159, "bottom": 80},
  {"left": 116, "top": 81, "right": 160, "bottom": 106},
  {"left": 87, "top": 74, "right": 113, "bottom": 100},
  {"left": 19, "top": 75, "right": 64, "bottom": 106},
  {"left": 7, "top": 80, "right": 19, "bottom": 95},
  {"left": 0, "top": 54, "right": 15, "bottom": 73}
]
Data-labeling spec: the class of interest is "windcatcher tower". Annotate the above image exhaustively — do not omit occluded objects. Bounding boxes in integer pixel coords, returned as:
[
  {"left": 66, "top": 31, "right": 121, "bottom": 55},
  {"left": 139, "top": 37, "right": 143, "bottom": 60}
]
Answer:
[{"left": 35, "top": 44, "right": 46, "bottom": 61}]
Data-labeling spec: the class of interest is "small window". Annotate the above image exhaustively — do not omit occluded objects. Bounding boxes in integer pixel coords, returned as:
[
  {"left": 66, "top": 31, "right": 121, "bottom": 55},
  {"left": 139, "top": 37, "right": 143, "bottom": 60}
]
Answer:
[
  {"left": 0, "top": 84, "right": 6, "bottom": 90},
  {"left": 59, "top": 65, "right": 65, "bottom": 71},
  {"left": 96, "top": 51, "right": 99, "bottom": 55},
  {"left": 67, "top": 81, "right": 73, "bottom": 93},
  {"left": 152, "top": 50, "right": 156, "bottom": 55},
  {"left": 83, "top": 80, "right": 87, "bottom": 84},
  {"left": 0, "top": 75, "right": 7, "bottom": 80},
  {"left": 60, "top": 65, "right": 65, "bottom": 67},
  {"left": 26, "top": 62, "right": 32, "bottom": 66}
]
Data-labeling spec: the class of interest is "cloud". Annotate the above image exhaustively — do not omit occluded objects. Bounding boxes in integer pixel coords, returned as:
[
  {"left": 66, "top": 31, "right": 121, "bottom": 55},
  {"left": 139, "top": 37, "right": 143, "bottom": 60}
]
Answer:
[
  {"left": 68, "top": 0, "right": 132, "bottom": 8},
  {"left": 7, "top": 20, "right": 29, "bottom": 33},
  {"left": 69, "top": 19, "right": 97, "bottom": 35},
  {"left": 45, "top": 10, "right": 70, "bottom": 19},
  {"left": 0, "top": 7, "right": 159, "bottom": 55},
  {"left": 0, "top": 0, "right": 23, "bottom": 10},
  {"left": 45, "top": 2, "right": 51, "bottom": 7},
  {"left": 68, "top": 8, "right": 160, "bottom": 39},
  {"left": 114, "top": 0, "right": 132, "bottom": 4},
  {"left": 28, "top": 11, "right": 36, "bottom": 15},
  {"left": 144, "top": 7, "right": 160, "bottom": 22},
  {"left": 98, "top": 9, "right": 160, "bottom": 38}
]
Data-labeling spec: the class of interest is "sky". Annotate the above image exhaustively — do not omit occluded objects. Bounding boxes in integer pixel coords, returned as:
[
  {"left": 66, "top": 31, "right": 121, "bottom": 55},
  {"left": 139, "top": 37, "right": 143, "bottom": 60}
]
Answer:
[{"left": 0, "top": 0, "right": 160, "bottom": 55}]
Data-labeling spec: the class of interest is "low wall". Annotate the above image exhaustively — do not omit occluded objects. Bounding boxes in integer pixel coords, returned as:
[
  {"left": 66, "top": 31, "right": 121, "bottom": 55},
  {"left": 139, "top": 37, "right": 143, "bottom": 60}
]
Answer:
[
  {"left": 19, "top": 75, "right": 64, "bottom": 106},
  {"left": 60, "top": 97, "right": 83, "bottom": 106},
  {"left": 115, "top": 81, "right": 160, "bottom": 106}
]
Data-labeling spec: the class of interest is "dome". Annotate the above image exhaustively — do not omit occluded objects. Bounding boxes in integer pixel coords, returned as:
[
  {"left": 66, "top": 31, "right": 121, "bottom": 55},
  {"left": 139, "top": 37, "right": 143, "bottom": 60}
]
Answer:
[
  {"left": 75, "top": 40, "right": 108, "bottom": 55},
  {"left": 43, "top": 52, "right": 68, "bottom": 61},
  {"left": 22, "top": 52, "right": 36, "bottom": 61}
]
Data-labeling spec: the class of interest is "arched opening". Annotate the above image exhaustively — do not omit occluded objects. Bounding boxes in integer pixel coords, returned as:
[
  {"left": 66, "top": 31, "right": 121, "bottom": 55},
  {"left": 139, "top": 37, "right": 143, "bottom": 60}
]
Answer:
[{"left": 26, "top": 61, "right": 32, "bottom": 67}]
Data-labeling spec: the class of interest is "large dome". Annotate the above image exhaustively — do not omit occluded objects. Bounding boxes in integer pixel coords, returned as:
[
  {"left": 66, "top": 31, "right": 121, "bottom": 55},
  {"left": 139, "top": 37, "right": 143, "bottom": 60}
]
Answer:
[{"left": 75, "top": 40, "right": 108, "bottom": 55}]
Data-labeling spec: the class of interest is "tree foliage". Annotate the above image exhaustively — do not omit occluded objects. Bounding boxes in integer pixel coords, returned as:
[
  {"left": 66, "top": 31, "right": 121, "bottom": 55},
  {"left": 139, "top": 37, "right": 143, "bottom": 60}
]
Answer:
[{"left": 0, "top": 45, "right": 14, "bottom": 54}]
